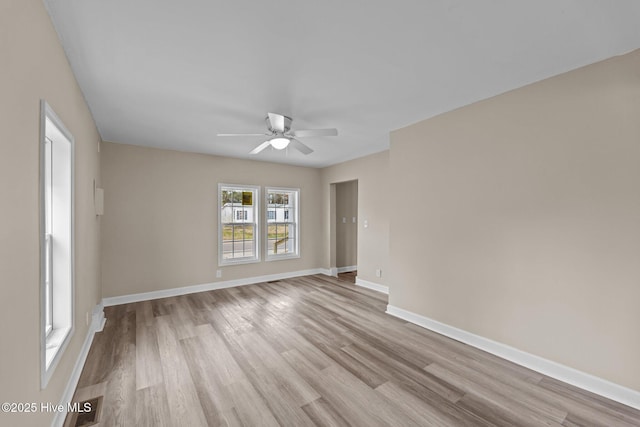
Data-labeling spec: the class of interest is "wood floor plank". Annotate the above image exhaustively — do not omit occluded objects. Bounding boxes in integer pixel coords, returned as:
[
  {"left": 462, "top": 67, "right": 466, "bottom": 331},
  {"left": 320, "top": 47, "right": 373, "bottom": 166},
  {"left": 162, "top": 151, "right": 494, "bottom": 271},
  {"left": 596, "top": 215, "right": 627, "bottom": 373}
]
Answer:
[
  {"left": 239, "top": 331, "right": 320, "bottom": 405},
  {"left": 404, "top": 321, "right": 545, "bottom": 383},
  {"left": 293, "top": 322, "right": 388, "bottom": 388},
  {"left": 342, "top": 343, "right": 464, "bottom": 403},
  {"left": 155, "top": 315, "right": 208, "bottom": 426},
  {"left": 101, "top": 310, "right": 136, "bottom": 427},
  {"left": 283, "top": 348, "right": 422, "bottom": 427},
  {"left": 223, "top": 331, "right": 320, "bottom": 426},
  {"left": 169, "top": 296, "right": 199, "bottom": 340},
  {"left": 424, "top": 358, "right": 569, "bottom": 421},
  {"left": 180, "top": 335, "right": 236, "bottom": 426},
  {"left": 225, "top": 379, "right": 280, "bottom": 427},
  {"left": 247, "top": 309, "right": 335, "bottom": 370},
  {"left": 301, "top": 397, "right": 351, "bottom": 427},
  {"left": 150, "top": 298, "right": 171, "bottom": 317},
  {"left": 334, "top": 314, "right": 436, "bottom": 372},
  {"left": 191, "top": 323, "right": 245, "bottom": 386},
  {"left": 536, "top": 376, "right": 640, "bottom": 427},
  {"left": 135, "top": 307, "right": 163, "bottom": 390},
  {"left": 375, "top": 380, "right": 494, "bottom": 427},
  {"left": 68, "top": 275, "right": 640, "bottom": 427},
  {"left": 135, "top": 384, "right": 171, "bottom": 427},
  {"left": 422, "top": 353, "right": 625, "bottom": 427},
  {"left": 425, "top": 363, "right": 566, "bottom": 426}
]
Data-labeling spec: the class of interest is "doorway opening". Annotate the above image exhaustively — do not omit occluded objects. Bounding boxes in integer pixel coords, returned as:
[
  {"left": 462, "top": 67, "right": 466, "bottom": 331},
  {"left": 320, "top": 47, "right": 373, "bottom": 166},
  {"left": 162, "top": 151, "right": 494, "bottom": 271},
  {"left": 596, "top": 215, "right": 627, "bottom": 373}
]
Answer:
[{"left": 331, "top": 180, "right": 358, "bottom": 281}]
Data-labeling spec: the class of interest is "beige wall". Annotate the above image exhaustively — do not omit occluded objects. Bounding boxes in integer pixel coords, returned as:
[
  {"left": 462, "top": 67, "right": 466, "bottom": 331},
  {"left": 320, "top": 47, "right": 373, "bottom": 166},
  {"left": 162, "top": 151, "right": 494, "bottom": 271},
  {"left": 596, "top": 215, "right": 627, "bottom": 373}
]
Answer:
[
  {"left": 336, "top": 180, "right": 358, "bottom": 268},
  {"left": 321, "top": 151, "right": 390, "bottom": 287},
  {"left": 0, "top": 1, "right": 102, "bottom": 425},
  {"left": 101, "top": 142, "right": 323, "bottom": 297},
  {"left": 390, "top": 50, "right": 640, "bottom": 391}
]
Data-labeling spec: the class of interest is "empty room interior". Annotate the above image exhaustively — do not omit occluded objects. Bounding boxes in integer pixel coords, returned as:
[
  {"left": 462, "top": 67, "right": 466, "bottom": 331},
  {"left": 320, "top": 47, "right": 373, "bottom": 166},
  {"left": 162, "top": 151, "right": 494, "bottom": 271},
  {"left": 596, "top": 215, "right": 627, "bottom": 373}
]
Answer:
[{"left": 2, "top": 1, "right": 640, "bottom": 426}]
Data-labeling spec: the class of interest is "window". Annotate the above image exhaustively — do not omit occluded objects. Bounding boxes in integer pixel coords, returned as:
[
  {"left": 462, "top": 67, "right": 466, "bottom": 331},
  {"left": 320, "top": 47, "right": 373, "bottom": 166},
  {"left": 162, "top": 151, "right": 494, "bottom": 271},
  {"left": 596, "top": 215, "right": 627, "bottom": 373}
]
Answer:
[
  {"left": 40, "top": 101, "right": 74, "bottom": 388},
  {"left": 266, "top": 187, "right": 299, "bottom": 260},
  {"left": 219, "top": 184, "right": 259, "bottom": 264}
]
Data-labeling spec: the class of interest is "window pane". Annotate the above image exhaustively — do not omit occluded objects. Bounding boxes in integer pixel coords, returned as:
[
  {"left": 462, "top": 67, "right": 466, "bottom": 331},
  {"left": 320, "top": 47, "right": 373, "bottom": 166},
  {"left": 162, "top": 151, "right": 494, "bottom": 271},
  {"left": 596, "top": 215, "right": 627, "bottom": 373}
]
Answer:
[
  {"left": 266, "top": 188, "right": 298, "bottom": 259},
  {"left": 223, "top": 225, "right": 255, "bottom": 258},
  {"left": 283, "top": 238, "right": 295, "bottom": 254},
  {"left": 242, "top": 191, "right": 253, "bottom": 206},
  {"left": 222, "top": 224, "right": 234, "bottom": 259},
  {"left": 45, "top": 233, "right": 52, "bottom": 333},
  {"left": 222, "top": 190, "right": 232, "bottom": 205},
  {"left": 44, "top": 138, "right": 53, "bottom": 234},
  {"left": 220, "top": 185, "right": 258, "bottom": 264},
  {"left": 239, "top": 224, "right": 254, "bottom": 258}
]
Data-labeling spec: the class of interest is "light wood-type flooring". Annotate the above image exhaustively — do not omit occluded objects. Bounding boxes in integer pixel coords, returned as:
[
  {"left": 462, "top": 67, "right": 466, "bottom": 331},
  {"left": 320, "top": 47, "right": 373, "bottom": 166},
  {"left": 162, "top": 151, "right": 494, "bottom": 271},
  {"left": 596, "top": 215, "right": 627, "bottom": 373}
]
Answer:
[
  {"left": 337, "top": 270, "right": 357, "bottom": 283},
  {"left": 67, "top": 274, "right": 640, "bottom": 426}
]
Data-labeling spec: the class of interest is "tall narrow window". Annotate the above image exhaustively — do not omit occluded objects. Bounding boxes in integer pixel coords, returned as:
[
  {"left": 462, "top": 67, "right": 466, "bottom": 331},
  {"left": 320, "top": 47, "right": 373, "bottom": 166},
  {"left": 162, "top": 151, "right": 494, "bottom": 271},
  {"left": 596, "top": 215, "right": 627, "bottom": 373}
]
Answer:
[
  {"left": 266, "top": 187, "right": 299, "bottom": 260},
  {"left": 219, "top": 184, "right": 259, "bottom": 265},
  {"left": 41, "top": 101, "right": 74, "bottom": 388}
]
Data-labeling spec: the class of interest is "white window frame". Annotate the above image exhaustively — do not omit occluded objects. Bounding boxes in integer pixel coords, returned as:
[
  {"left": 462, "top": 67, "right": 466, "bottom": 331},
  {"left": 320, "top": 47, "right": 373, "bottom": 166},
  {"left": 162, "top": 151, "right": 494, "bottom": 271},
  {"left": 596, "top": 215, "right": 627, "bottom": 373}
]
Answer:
[
  {"left": 265, "top": 187, "right": 300, "bottom": 261},
  {"left": 40, "top": 100, "right": 75, "bottom": 388},
  {"left": 218, "top": 184, "right": 260, "bottom": 265}
]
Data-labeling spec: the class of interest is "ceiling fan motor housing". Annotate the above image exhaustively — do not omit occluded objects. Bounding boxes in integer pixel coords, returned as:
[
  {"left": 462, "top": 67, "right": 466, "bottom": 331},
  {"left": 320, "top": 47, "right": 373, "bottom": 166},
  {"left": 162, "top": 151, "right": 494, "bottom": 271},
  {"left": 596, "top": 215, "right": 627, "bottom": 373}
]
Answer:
[{"left": 266, "top": 114, "right": 292, "bottom": 134}]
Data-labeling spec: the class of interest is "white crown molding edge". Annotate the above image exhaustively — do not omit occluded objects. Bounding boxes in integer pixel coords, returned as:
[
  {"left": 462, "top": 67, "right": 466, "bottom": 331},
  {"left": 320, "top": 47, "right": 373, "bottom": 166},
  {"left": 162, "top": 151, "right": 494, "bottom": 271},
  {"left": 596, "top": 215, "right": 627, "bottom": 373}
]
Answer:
[
  {"left": 355, "top": 277, "right": 389, "bottom": 294},
  {"left": 51, "top": 303, "right": 105, "bottom": 427},
  {"left": 385, "top": 304, "right": 640, "bottom": 411},
  {"left": 102, "top": 268, "right": 332, "bottom": 307},
  {"left": 337, "top": 265, "right": 357, "bottom": 273}
]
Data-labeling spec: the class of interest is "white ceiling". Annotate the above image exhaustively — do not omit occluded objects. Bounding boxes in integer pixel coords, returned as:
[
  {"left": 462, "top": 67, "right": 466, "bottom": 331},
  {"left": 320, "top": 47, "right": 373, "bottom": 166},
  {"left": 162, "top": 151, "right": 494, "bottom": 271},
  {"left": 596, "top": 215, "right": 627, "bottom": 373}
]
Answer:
[{"left": 44, "top": 0, "right": 640, "bottom": 167}]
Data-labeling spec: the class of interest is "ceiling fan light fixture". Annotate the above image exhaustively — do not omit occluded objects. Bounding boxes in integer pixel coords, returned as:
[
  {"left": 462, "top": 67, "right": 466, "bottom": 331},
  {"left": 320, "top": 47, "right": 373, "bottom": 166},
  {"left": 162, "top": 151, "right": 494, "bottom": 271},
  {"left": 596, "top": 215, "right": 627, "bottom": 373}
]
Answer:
[{"left": 270, "top": 137, "right": 290, "bottom": 150}]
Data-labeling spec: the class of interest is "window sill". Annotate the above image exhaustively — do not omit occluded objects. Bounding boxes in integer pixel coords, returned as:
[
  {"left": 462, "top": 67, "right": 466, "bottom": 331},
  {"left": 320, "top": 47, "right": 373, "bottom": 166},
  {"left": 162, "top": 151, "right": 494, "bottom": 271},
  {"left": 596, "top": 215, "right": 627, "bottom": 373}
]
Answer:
[
  {"left": 45, "top": 326, "right": 71, "bottom": 369},
  {"left": 266, "top": 254, "right": 301, "bottom": 262}
]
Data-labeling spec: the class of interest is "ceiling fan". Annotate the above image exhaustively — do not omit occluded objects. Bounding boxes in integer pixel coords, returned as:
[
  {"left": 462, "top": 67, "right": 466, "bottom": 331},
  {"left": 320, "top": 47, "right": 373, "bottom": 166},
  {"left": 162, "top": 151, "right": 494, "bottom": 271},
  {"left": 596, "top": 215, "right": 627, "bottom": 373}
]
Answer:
[{"left": 217, "top": 113, "right": 338, "bottom": 155}]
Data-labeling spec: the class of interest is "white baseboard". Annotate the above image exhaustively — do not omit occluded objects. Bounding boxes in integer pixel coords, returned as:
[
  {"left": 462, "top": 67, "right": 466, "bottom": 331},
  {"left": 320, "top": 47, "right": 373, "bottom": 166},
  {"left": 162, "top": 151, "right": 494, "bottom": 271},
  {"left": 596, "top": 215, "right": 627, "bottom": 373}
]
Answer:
[
  {"left": 337, "top": 265, "right": 357, "bottom": 274},
  {"left": 102, "top": 268, "right": 331, "bottom": 307},
  {"left": 386, "top": 304, "right": 640, "bottom": 411},
  {"left": 355, "top": 277, "right": 389, "bottom": 294},
  {"left": 51, "top": 303, "right": 105, "bottom": 427},
  {"left": 328, "top": 267, "right": 338, "bottom": 277}
]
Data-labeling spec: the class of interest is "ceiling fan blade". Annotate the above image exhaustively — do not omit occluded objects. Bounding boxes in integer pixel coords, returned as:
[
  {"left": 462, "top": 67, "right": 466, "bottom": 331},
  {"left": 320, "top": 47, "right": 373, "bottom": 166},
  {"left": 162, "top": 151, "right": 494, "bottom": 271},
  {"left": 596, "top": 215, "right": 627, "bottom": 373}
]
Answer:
[
  {"left": 217, "top": 133, "right": 266, "bottom": 137},
  {"left": 267, "top": 113, "right": 286, "bottom": 133},
  {"left": 249, "top": 140, "right": 272, "bottom": 155},
  {"left": 290, "top": 128, "right": 338, "bottom": 138},
  {"left": 290, "top": 138, "right": 313, "bottom": 155}
]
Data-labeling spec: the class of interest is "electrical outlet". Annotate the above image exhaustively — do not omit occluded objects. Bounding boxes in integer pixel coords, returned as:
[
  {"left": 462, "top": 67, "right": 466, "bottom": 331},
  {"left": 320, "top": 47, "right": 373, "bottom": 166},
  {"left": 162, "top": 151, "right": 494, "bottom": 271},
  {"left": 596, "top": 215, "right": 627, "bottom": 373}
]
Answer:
[
  {"left": 352, "top": 217, "right": 356, "bottom": 223},
  {"left": 342, "top": 217, "right": 346, "bottom": 223},
  {"left": 216, "top": 269, "right": 222, "bottom": 278},
  {"left": 364, "top": 220, "right": 369, "bottom": 228},
  {"left": 375, "top": 269, "right": 382, "bottom": 278},
  {"left": 85, "top": 311, "right": 89, "bottom": 326}
]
